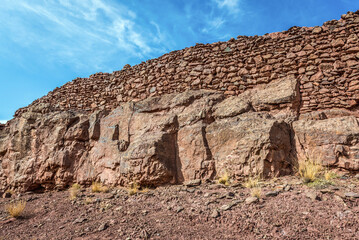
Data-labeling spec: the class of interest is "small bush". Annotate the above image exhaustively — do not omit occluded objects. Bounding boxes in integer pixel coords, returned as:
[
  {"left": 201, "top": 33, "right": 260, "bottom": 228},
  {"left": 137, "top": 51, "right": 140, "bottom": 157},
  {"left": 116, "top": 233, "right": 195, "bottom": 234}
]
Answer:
[
  {"left": 218, "top": 171, "right": 230, "bottom": 186},
  {"left": 324, "top": 170, "right": 337, "bottom": 181},
  {"left": 69, "top": 183, "right": 81, "bottom": 200},
  {"left": 91, "top": 182, "right": 109, "bottom": 193},
  {"left": 5, "top": 200, "right": 26, "bottom": 218},
  {"left": 244, "top": 175, "right": 260, "bottom": 188},
  {"left": 298, "top": 159, "right": 322, "bottom": 183},
  {"left": 128, "top": 181, "right": 140, "bottom": 195},
  {"left": 251, "top": 187, "right": 262, "bottom": 198}
]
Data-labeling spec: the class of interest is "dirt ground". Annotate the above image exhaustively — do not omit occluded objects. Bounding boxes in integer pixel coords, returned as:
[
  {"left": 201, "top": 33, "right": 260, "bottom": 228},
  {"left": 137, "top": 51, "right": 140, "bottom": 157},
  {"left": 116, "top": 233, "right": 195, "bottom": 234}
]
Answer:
[{"left": 1, "top": 175, "right": 359, "bottom": 240}]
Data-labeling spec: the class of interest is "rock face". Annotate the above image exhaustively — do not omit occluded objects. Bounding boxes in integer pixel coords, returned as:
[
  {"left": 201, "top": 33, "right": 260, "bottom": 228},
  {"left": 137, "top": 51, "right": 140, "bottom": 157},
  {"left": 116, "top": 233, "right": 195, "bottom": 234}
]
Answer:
[
  {"left": 2, "top": 11, "right": 359, "bottom": 192},
  {"left": 0, "top": 82, "right": 298, "bottom": 191},
  {"left": 293, "top": 116, "right": 359, "bottom": 171}
]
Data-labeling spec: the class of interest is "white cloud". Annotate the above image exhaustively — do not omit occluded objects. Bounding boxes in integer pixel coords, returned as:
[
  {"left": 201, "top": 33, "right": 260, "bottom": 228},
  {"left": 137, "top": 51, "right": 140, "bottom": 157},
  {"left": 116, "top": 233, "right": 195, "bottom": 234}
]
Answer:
[
  {"left": 0, "top": 0, "right": 165, "bottom": 70},
  {"left": 214, "top": 0, "right": 241, "bottom": 14},
  {"left": 202, "top": 17, "right": 226, "bottom": 33},
  {"left": 0, "top": 120, "right": 8, "bottom": 124}
]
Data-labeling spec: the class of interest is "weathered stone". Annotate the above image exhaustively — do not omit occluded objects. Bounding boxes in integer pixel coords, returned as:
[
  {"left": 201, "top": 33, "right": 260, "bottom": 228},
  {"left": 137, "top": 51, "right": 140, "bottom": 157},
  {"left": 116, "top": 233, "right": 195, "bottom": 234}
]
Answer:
[
  {"left": 206, "top": 112, "right": 292, "bottom": 178},
  {"left": 245, "top": 196, "right": 258, "bottom": 204},
  {"left": 293, "top": 116, "right": 359, "bottom": 170}
]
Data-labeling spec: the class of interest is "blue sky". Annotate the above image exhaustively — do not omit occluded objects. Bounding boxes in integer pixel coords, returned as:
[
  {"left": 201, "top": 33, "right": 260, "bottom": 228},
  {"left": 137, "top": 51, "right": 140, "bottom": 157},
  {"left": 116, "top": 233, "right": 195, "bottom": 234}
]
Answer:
[{"left": 1, "top": 0, "right": 358, "bottom": 122}]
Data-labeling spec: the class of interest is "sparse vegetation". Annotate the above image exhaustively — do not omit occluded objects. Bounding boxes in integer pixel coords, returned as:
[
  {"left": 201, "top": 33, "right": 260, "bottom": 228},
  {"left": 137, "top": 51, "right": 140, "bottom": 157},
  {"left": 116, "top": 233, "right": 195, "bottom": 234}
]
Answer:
[
  {"left": 141, "top": 187, "right": 150, "bottom": 193},
  {"left": 298, "top": 159, "right": 322, "bottom": 183},
  {"left": 244, "top": 175, "right": 260, "bottom": 188},
  {"left": 218, "top": 171, "right": 230, "bottom": 186},
  {"left": 128, "top": 181, "right": 140, "bottom": 195},
  {"left": 69, "top": 183, "right": 81, "bottom": 200},
  {"left": 91, "top": 182, "right": 109, "bottom": 193},
  {"left": 5, "top": 200, "right": 26, "bottom": 218},
  {"left": 251, "top": 187, "right": 262, "bottom": 198},
  {"left": 324, "top": 169, "right": 338, "bottom": 181}
]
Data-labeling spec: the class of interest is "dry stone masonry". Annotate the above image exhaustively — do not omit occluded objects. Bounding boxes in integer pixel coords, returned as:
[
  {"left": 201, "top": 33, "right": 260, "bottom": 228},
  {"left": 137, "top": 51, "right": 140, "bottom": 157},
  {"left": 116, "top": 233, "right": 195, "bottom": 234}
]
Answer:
[
  {"left": 14, "top": 11, "right": 359, "bottom": 118},
  {"left": 1, "top": 11, "right": 359, "bottom": 192}
]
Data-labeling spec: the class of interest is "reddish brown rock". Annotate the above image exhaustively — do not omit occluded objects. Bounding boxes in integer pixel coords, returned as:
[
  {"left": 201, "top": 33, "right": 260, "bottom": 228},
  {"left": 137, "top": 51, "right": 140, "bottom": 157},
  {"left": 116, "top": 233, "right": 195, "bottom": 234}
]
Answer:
[
  {"left": 2, "top": 11, "right": 359, "bottom": 192},
  {"left": 293, "top": 116, "right": 359, "bottom": 171}
]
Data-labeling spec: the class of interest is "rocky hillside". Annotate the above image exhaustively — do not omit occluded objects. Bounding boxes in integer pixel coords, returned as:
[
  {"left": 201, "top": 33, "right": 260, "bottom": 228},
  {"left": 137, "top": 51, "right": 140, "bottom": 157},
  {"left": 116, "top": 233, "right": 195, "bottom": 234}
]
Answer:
[{"left": 1, "top": 11, "right": 359, "bottom": 193}]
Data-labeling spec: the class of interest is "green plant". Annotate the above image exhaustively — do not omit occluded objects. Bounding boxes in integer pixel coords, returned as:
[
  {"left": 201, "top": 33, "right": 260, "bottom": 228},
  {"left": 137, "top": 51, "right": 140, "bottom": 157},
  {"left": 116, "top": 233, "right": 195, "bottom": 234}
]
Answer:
[{"left": 5, "top": 200, "right": 26, "bottom": 218}]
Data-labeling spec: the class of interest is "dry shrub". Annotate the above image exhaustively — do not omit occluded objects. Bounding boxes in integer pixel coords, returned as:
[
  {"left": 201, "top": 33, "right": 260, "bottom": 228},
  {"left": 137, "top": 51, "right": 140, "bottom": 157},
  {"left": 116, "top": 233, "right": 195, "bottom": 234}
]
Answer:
[
  {"left": 324, "top": 169, "right": 337, "bottom": 181},
  {"left": 91, "top": 182, "right": 109, "bottom": 193},
  {"left": 251, "top": 187, "right": 262, "bottom": 198},
  {"left": 244, "top": 175, "right": 260, "bottom": 188},
  {"left": 69, "top": 183, "right": 81, "bottom": 200},
  {"left": 5, "top": 200, "right": 26, "bottom": 218},
  {"left": 298, "top": 159, "right": 322, "bottom": 183},
  {"left": 128, "top": 181, "right": 140, "bottom": 195},
  {"left": 218, "top": 171, "right": 230, "bottom": 186}
]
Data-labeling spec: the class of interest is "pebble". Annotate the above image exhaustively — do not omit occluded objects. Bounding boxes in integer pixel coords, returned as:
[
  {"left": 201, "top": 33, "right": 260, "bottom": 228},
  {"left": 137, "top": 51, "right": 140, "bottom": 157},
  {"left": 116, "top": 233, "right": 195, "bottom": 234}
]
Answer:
[
  {"left": 306, "top": 192, "right": 321, "bottom": 201},
  {"left": 115, "top": 206, "right": 123, "bottom": 211},
  {"left": 265, "top": 191, "right": 278, "bottom": 197},
  {"left": 211, "top": 209, "right": 220, "bottom": 218},
  {"left": 245, "top": 196, "right": 258, "bottom": 204},
  {"left": 186, "top": 188, "right": 195, "bottom": 193},
  {"left": 176, "top": 206, "right": 184, "bottom": 213},
  {"left": 97, "top": 222, "right": 109, "bottom": 231},
  {"left": 2, "top": 192, "right": 11, "bottom": 198},
  {"left": 184, "top": 179, "right": 201, "bottom": 187},
  {"left": 345, "top": 192, "right": 359, "bottom": 198},
  {"left": 220, "top": 204, "right": 232, "bottom": 211},
  {"left": 73, "top": 217, "right": 87, "bottom": 224},
  {"left": 227, "top": 192, "right": 235, "bottom": 197},
  {"left": 320, "top": 189, "right": 333, "bottom": 194}
]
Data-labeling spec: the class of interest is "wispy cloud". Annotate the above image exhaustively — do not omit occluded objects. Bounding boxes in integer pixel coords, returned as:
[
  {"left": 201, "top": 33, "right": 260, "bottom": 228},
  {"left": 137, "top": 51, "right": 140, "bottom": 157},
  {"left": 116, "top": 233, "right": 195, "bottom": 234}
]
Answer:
[
  {"left": 202, "top": 17, "right": 226, "bottom": 33},
  {"left": 0, "top": 0, "right": 167, "bottom": 71},
  {"left": 214, "top": 0, "right": 242, "bottom": 14}
]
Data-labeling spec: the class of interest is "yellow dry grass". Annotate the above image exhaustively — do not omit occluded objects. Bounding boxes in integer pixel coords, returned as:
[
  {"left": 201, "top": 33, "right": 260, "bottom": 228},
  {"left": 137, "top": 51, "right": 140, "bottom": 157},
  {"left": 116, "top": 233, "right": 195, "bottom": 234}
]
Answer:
[
  {"left": 244, "top": 175, "right": 260, "bottom": 188},
  {"left": 128, "top": 181, "right": 140, "bottom": 195},
  {"left": 5, "top": 200, "right": 26, "bottom": 218},
  {"left": 324, "top": 169, "right": 337, "bottom": 181},
  {"left": 69, "top": 183, "right": 81, "bottom": 200},
  {"left": 218, "top": 171, "right": 230, "bottom": 186},
  {"left": 91, "top": 182, "right": 109, "bottom": 193},
  {"left": 251, "top": 187, "right": 262, "bottom": 198},
  {"left": 298, "top": 159, "right": 322, "bottom": 183}
]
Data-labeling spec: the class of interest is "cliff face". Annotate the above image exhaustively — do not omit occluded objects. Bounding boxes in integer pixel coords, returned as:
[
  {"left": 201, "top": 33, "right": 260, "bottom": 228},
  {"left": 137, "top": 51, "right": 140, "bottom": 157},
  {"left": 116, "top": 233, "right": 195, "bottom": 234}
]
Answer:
[{"left": 1, "top": 11, "right": 359, "bottom": 192}]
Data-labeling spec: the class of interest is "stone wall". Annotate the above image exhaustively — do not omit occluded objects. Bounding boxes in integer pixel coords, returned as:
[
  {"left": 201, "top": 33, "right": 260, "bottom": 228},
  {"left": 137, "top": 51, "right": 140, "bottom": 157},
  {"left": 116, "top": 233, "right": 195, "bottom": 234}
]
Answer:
[{"left": 14, "top": 11, "right": 359, "bottom": 119}]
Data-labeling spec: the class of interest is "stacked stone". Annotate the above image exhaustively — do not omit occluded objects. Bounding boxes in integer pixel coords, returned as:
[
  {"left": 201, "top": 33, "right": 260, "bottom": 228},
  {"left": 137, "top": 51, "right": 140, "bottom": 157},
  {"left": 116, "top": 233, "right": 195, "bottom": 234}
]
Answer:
[{"left": 14, "top": 11, "right": 359, "bottom": 117}]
